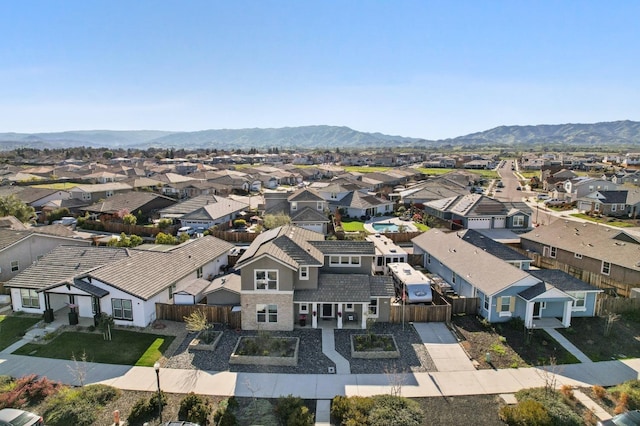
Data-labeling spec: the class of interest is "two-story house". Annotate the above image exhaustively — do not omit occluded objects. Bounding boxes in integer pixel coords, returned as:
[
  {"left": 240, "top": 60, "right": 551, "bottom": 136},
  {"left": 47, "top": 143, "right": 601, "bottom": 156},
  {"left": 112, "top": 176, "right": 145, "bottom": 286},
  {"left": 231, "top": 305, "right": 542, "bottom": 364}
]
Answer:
[
  {"left": 562, "top": 177, "right": 619, "bottom": 203},
  {"left": 234, "top": 225, "right": 395, "bottom": 331},
  {"left": 68, "top": 182, "right": 133, "bottom": 204}
]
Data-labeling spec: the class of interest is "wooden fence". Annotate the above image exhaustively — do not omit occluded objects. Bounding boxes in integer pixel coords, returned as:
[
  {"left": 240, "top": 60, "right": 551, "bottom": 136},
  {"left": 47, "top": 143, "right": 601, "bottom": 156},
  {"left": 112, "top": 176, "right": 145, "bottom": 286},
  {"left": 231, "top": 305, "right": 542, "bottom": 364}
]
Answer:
[
  {"left": 513, "top": 248, "right": 636, "bottom": 298},
  {"left": 389, "top": 303, "right": 451, "bottom": 324},
  {"left": 595, "top": 295, "right": 640, "bottom": 316},
  {"left": 210, "top": 230, "right": 260, "bottom": 244},
  {"left": 82, "top": 220, "right": 178, "bottom": 237},
  {"left": 381, "top": 231, "right": 423, "bottom": 244},
  {"left": 155, "top": 303, "right": 241, "bottom": 329}
]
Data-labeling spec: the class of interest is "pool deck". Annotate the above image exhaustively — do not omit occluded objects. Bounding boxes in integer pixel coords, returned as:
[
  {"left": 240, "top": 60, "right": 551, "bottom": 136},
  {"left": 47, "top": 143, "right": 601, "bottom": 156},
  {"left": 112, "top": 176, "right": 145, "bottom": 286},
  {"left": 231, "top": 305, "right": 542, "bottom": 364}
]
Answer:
[{"left": 364, "top": 216, "right": 417, "bottom": 233}]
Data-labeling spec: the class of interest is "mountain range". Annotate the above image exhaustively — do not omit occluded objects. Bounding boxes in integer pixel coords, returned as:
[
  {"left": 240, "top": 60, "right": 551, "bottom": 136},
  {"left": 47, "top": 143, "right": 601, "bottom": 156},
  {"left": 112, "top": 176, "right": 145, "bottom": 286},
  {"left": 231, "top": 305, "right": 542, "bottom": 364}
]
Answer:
[{"left": 1, "top": 120, "right": 639, "bottom": 151}]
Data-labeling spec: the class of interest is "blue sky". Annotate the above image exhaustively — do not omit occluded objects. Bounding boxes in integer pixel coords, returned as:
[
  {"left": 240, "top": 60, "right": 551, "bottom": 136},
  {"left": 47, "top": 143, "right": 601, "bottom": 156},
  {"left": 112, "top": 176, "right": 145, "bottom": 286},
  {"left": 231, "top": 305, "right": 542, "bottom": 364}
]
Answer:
[{"left": 1, "top": 1, "right": 639, "bottom": 139}]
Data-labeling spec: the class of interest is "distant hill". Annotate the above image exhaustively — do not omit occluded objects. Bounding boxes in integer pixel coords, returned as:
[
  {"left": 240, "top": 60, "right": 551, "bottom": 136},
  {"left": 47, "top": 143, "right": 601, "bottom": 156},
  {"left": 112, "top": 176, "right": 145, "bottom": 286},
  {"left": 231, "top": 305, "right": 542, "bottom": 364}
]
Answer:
[{"left": 1, "top": 120, "right": 639, "bottom": 151}]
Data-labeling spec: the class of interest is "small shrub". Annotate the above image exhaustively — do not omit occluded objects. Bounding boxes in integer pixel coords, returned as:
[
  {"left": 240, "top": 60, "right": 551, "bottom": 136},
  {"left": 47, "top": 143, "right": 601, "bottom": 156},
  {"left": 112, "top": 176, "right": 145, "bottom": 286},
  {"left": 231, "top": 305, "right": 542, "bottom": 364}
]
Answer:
[
  {"left": 178, "top": 393, "right": 211, "bottom": 424},
  {"left": 560, "top": 385, "right": 575, "bottom": 400},
  {"left": 0, "top": 374, "right": 60, "bottom": 409},
  {"left": 614, "top": 392, "right": 629, "bottom": 414},
  {"left": 127, "top": 391, "right": 167, "bottom": 425},
  {"left": 592, "top": 385, "right": 607, "bottom": 400},
  {"left": 499, "top": 399, "right": 552, "bottom": 426},
  {"left": 369, "top": 395, "right": 423, "bottom": 426},
  {"left": 213, "top": 398, "right": 238, "bottom": 426},
  {"left": 43, "top": 385, "right": 120, "bottom": 426},
  {"left": 514, "top": 388, "right": 583, "bottom": 426},
  {"left": 276, "top": 395, "right": 313, "bottom": 426}
]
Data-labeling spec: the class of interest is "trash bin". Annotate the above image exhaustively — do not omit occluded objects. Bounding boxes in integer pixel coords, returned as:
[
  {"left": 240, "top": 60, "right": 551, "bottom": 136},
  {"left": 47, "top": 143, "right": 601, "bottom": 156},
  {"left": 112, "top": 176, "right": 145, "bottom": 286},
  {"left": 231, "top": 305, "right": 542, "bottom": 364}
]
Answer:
[
  {"left": 43, "top": 309, "right": 54, "bottom": 323},
  {"left": 68, "top": 311, "right": 79, "bottom": 325}
]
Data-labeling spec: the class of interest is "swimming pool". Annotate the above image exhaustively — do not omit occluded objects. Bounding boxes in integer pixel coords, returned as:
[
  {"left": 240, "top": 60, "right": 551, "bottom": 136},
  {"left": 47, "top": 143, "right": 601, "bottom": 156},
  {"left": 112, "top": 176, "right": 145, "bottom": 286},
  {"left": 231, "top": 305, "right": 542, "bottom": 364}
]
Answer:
[{"left": 372, "top": 222, "right": 399, "bottom": 232}]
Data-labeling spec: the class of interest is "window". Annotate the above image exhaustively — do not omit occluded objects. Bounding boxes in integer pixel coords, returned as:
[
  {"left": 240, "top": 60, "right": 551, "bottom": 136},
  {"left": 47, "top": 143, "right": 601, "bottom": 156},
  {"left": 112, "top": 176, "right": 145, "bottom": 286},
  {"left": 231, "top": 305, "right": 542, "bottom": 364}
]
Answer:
[
  {"left": 368, "top": 298, "right": 378, "bottom": 317},
  {"left": 611, "top": 204, "right": 617, "bottom": 212},
  {"left": 499, "top": 296, "right": 513, "bottom": 317},
  {"left": 330, "top": 192, "right": 337, "bottom": 199},
  {"left": 330, "top": 256, "right": 361, "bottom": 267},
  {"left": 377, "top": 257, "right": 383, "bottom": 267},
  {"left": 512, "top": 215, "right": 524, "bottom": 227},
  {"left": 196, "top": 267, "right": 203, "bottom": 279},
  {"left": 601, "top": 261, "right": 611, "bottom": 276},
  {"left": 299, "top": 303, "right": 308, "bottom": 314},
  {"left": 317, "top": 201, "right": 324, "bottom": 211},
  {"left": 573, "top": 292, "right": 586, "bottom": 310},
  {"left": 550, "top": 247, "right": 557, "bottom": 258},
  {"left": 299, "top": 266, "right": 309, "bottom": 280},
  {"left": 169, "top": 284, "right": 176, "bottom": 300},
  {"left": 257, "top": 304, "right": 278, "bottom": 323},
  {"left": 291, "top": 201, "right": 298, "bottom": 211},
  {"left": 345, "top": 303, "right": 354, "bottom": 312},
  {"left": 452, "top": 272, "right": 457, "bottom": 284},
  {"left": 427, "top": 253, "right": 431, "bottom": 264},
  {"left": 112, "top": 298, "right": 133, "bottom": 320},
  {"left": 255, "top": 270, "right": 278, "bottom": 290},
  {"left": 20, "top": 289, "right": 39, "bottom": 309},
  {"left": 106, "top": 190, "right": 114, "bottom": 197},
  {"left": 10, "top": 260, "right": 19, "bottom": 272},
  {"left": 483, "top": 293, "right": 489, "bottom": 311},
  {"left": 575, "top": 253, "right": 582, "bottom": 259},
  {"left": 82, "top": 193, "right": 92, "bottom": 200}
]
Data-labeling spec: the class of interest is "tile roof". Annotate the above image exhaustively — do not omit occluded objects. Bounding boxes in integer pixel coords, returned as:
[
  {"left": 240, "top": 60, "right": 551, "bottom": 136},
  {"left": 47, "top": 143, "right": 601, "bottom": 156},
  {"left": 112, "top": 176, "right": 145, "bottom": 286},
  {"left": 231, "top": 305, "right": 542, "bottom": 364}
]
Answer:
[
  {"left": 71, "top": 182, "right": 133, "bottom": 193},
  {"left": 236, "top": 225, "right": 325, "bottom": 269},
  {"left": 369, "top": 275, "right": 395, "bottom": 297},
  {"left": 288, "top": 188, "right": 323, "bottom": 202},
  {"left": 412, "top": 229, "right": 534, "bottom": 295},
  {"left": 203, "top": 272, "right": 241, "bottom": 295},
  {"left": 180, "top": 197, "right": 248, "bottom": 221},
  {"left": 520, "top": 221, "right": 640, "bottom": 270},
  {"left": 81, "top": 192, "right": 176, "bottom": 214},
  {"left": 5, "top": 246, "right": 130, "bottom": 290},
  {"left": 291, "top": 207, "right": 329, "bottom": 223},
  {"left": 333, "top": 191, "right": 391, "bottom": 209},
  {"left": 88, "top": 236, "right": 234, "bottom": 300}
]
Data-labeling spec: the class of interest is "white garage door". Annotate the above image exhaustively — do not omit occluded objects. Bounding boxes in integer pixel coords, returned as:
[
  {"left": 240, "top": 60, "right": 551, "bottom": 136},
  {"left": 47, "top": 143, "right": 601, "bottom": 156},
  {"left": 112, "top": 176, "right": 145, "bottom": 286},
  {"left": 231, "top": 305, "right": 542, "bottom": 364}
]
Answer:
[
  {"left": 302, "top": 223, "right": 324, "bottom": 233},
  {"left": 493, "top": 217, "right": 506, "bottom": 228},
  {"left": 468, "top": 218, "right": 492, "bottom": 229}
]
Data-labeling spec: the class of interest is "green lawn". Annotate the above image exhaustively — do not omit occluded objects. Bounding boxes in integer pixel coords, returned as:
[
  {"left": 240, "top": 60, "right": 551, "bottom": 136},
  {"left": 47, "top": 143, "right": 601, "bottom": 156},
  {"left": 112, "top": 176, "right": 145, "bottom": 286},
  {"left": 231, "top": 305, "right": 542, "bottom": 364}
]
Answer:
[
  {"left": 518, "top": 171, "right": 539, "bottom": 179},
  {"left": 0, "top": 315, "right": 41, "bottom": 351},
  {"left": 343, "top": 166, "right": 391, "bottom": 173},
  {"left": 413, "top": 222, "right": 430, "bottom": 232},
  {"left": 415, "top": 167, "right": 452, "bottom": 176},
  {"left": 340, "top": 219, "right": 366, "bottom": 232},
  {"left": 32, "top": 182, "right": 79, "bottom": 190},
  {"left": 468, "top": 170, "right": 500, "bottom": 180},
  {"left": 13, "top": 330, "right": 174, "bottom": 366},
  {"left": 569, "top": 213, "right": 636, "bottom": 228}
]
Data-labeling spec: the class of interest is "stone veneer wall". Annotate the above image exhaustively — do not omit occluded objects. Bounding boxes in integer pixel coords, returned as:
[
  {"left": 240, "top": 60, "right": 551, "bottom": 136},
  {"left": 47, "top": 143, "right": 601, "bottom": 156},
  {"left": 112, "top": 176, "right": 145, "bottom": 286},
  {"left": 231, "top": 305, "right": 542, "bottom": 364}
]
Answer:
[{"left": 241, "top": 292, "right": 294, "bottom": 331}]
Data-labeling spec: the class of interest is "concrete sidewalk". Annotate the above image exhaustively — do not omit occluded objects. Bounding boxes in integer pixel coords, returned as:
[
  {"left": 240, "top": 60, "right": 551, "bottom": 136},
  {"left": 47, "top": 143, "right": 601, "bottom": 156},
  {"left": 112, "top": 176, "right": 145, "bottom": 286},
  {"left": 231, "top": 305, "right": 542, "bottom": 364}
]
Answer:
[{"left": 1, "top": 353, "right": 638, "bottom": 400}]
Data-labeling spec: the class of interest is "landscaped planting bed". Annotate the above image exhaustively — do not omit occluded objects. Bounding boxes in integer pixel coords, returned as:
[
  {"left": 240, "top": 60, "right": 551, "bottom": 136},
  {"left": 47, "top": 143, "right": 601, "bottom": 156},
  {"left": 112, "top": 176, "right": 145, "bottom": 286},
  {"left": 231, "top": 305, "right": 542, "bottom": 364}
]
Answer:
[
  {"left": 351, "top": 334, "right": 400, "bottom": 359},
  {"left": 230, "top": 335, "right": 299, "bottom": 367},
  {"left": 188, "top": 329, "right": 223, "bottom": 352}
]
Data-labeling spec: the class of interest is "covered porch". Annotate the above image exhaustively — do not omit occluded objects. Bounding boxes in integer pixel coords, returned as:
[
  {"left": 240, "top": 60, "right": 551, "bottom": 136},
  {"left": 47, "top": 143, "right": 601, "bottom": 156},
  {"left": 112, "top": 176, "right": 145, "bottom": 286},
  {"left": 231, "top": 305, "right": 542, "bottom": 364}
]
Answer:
[
  {"left": 41, "top": 279, "right": 108, "bottom": 326},
  {"left": 294, "top": 301, "right": 371, "bottom": 329},
  {"left": 519, "top": 283, "right": 575, "bottom": 329}
]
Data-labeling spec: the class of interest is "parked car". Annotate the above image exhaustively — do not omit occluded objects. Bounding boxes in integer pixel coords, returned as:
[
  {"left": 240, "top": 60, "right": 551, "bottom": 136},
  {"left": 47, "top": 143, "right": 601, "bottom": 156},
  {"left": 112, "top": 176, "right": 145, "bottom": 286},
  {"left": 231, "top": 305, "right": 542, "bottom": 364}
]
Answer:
[
  {"left": 543, "top": 198, "right": 564, "bottom": 206},
  {"left": 597, "top": 409, "right": 640, "bottom": 426},
  {"left": 177, "top": 226, "right": 195, "bottom": 237},
  {"left": 0, "top": 408, "right": 44, "bottom": 426},
  {"left": 52, "top": 216, "right": 77, "bottom": 226}
]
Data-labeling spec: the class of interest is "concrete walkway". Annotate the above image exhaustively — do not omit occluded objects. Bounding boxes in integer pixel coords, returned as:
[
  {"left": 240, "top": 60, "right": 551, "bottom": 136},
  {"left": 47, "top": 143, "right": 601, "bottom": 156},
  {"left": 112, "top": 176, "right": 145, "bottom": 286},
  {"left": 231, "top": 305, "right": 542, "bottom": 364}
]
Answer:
[
  {"left": 321, "top": 328, "right": 350, "bottom": 374},
  {"left": 314, "top": 399, "right": 331, "bottom": 425},
  {"left": 412, "top": 322, "right": 476, "bottom": 371},
  {"left": 573, "top": 389, "right": 611, "bottom": 422},
  {"left": 543, "top": 328, "right": 592, "bottom": 363}
]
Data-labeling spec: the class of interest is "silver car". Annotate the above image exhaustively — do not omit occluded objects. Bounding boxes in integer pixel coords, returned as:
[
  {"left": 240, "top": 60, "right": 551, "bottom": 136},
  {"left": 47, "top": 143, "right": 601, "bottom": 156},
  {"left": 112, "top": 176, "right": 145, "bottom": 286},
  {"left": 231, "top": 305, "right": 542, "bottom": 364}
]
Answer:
[{"left": 0, "top": 408, "right": 44, "bottom": 426}]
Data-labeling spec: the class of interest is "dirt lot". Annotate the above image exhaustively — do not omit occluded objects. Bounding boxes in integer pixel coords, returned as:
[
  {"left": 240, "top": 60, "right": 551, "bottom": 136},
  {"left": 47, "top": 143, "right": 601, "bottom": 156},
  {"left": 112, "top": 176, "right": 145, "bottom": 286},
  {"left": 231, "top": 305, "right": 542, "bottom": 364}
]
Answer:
[
  {"left": 558, "top": 313, "right": 640, "bottom": 361},
  {"left": 451, "top": 315, "right": 579, "bottom": 369}
]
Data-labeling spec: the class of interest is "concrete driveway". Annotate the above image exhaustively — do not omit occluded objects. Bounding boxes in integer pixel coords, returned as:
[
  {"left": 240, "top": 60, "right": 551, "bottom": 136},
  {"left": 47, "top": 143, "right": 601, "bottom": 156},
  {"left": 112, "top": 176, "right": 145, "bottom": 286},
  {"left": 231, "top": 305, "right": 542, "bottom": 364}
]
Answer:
[{"left": 412, "top": 322, "right": 477, "bottom": 372}]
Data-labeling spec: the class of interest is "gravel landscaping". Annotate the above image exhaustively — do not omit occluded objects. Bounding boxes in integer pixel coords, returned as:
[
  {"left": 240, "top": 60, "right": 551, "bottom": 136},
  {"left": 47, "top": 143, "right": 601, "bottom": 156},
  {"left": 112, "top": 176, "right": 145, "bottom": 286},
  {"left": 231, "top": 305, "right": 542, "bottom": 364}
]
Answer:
[{"left": 161, "top": 321, "right": 435, "bottom": 375}]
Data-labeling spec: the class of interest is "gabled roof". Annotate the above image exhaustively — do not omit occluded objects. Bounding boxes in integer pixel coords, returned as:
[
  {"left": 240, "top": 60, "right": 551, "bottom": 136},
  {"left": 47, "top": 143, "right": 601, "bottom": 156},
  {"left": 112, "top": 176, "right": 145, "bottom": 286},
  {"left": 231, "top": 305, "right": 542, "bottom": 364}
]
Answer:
[
  {"left": 291, "top": 207, "right": 329, "bottom": 223},
  {"left": 520, "top": 221, "right": 640, "bottom": 270},
  {"left": 294, "top": 274, "right": 372, "bottom": 302},
  {"left": 235, "top": 225, "right": 325, "bottom": 270},
  {"left": 71, "top": 182, "right": 133, "bottom": 193},
  {"left": 412, "top": 229, "right": 535, "bottom": 295},
  {"left": 459, "top": 229, "right": 530, "bottom": 262},
  {"left": 86, "top": 236, "right": 234, "bottom": 300},
  {"left": 81, "top": 192, "right": 176, "bottom": 214},
  {"left": 586, "top": 190, "right": 628, "bottom": 204},
  {"left": 180, "top": 197, "right": 248, "bottom": 221},
  {"left": 288, "top": 188, "right": 323, "bottom": 202},
  {"left": 159, "top": 195, "right": 246, "bottom": 218},
  {"left": 332, "top": 190, "right": 391, "bottom": 209},
  {"left": 5, "top": 246, "right": 130, "bottom": 290},
  {"left": 518, "top": 282, "right": 574, "bottom": 301},
  {"left": 528, "top": 269, "right": 601, "bottom": 293}
]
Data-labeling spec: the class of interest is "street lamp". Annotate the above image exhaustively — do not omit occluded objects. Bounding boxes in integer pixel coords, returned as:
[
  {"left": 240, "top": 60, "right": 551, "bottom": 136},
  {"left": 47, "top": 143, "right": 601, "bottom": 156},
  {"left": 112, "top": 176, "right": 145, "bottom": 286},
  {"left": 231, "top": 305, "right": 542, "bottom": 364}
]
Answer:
[{"left": 153, "top": 361, "right": 162, "bottom": 423}]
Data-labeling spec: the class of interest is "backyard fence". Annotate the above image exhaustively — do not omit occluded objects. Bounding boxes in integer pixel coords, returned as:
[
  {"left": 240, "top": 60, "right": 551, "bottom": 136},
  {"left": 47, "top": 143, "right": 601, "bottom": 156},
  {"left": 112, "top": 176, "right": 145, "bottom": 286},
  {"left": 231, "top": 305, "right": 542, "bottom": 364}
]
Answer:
[
  {"left": 82, "top": 220, "right": 178, "bottom": 237},
  {"left": 389, "top": 303, "right": 451, "bottom": 324},
  {"left": 595, "top": 295, "right": 640, "bottom": 316},
  {"left": 155, "top": 303, "right": 241, "bottom": 329},
  {"left": 209, "top": 230, "right": 260, "bottom": 244}
]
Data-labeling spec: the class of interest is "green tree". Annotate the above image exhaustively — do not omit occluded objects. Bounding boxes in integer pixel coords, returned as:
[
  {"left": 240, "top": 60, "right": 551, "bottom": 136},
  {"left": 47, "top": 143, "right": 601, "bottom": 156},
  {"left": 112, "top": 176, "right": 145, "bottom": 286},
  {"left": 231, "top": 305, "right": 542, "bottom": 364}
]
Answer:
[
  {"left": 263, "top": 213, "right": 291, "bottom": 229},
  {"left": 102, "top": 150, "right": 114, "bottom": 160},
  {"left": 155, "top": 232, "right": 177, "bottom": 245},
  {"left": 0, "top": 195, "right": 36, "bottom": 223},
  {"left": 122, "top": 214, "right": 137, "bottom": 225}
]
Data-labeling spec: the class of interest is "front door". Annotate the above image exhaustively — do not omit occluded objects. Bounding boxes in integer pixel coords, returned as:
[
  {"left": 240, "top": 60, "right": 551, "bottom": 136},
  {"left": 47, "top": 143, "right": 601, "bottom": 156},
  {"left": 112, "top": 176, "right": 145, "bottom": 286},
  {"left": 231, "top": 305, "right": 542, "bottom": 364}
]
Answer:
[
  {"left": 533, "top": 302, "right": 541, "bottom": 318},
  {"left": 322, "top": 303, "right": 334, "bottom": 318}
]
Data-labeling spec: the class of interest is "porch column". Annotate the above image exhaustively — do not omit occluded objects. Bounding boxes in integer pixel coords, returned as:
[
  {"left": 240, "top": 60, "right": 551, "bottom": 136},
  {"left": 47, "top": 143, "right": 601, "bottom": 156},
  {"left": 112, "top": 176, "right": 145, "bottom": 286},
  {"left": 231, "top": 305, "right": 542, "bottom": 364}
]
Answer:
[
  {"left": 337, "top": 303, "right": 343, "bottom": 329},
  {"left": 361, "top": 305, "right": 368, "bottom": 329},
  {"left": 524, "top": 302, "right": 533, "bottom": 328},
  {"left": 312, "top": 303, "right": 318, "bottom": 329},
  {"left": 562, "top": 301, "right": 572, "bottom": 327}
]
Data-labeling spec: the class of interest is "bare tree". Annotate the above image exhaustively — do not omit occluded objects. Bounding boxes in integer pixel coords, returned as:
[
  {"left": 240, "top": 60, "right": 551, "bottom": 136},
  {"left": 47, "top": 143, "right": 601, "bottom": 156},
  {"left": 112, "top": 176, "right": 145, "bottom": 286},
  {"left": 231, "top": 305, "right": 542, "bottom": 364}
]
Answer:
[
  {"left": 603, "top": 311, "right": 621, "bottom": 337},
  {"left": 68, "top": 351, "right": 88, "bottom": 387}
]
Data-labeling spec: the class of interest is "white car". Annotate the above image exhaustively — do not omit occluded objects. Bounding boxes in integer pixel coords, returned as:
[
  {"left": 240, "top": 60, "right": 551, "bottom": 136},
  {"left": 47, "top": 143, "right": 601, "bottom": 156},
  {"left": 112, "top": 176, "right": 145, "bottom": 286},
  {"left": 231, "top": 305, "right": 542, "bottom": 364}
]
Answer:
[
  {"left": 0, "top": 408, "right": 44, "bottom": 426},
  {"left": 177, "top": 226, "right": 195, "bottom": 237}
]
